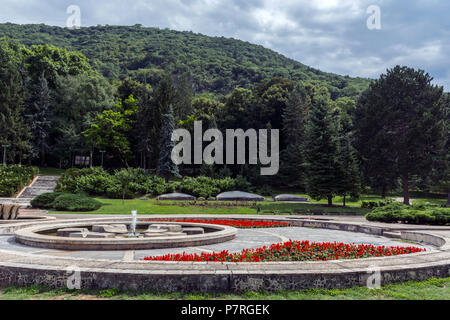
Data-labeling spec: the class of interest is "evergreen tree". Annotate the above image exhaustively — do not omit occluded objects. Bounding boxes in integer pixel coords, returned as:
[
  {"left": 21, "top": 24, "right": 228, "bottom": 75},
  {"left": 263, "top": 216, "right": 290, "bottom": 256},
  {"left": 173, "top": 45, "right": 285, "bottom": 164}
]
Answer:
[
  {"left": 151, "top": 75, "right": 178, "bottom": 167},
  {"left": 336, "top": 133, "right": 361, "bottom": 206},
  {"left": 0, "top": 38, "right": 32, "bottom": 163},
  {"left": 303, "top": 95, "right": 340, "bottom": 206},
  {"left": 157, "top": 105, "right": 180, "bottom": 182},
  {"left": 133, "top": 84, "right": 154, "bottom": 169},
  {"left": 431, "top": 93, "right": 450, "bottom": 206},
  {"left": 279, "top": 83, "right": 310, "bottom": 187},
  {"left": 355, "top": 66, "right": 446, "bottom": 204},
  {"left": 27, "top": 71, "right": 51, "bottom": 166}
]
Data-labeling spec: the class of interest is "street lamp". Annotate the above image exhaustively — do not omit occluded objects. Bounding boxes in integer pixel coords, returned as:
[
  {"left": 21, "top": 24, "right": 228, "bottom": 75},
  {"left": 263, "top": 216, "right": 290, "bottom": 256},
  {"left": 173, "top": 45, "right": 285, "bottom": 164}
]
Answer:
[
  {"left": 1, "top": 144, "right": 9, "bottom": 166},
  {"left": 99, "top": 150, "right": 106, "bottom": 167}
]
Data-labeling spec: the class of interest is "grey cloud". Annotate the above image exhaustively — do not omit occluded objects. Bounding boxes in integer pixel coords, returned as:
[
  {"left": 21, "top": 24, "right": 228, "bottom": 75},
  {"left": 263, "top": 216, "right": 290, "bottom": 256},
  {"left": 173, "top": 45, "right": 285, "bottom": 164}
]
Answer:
[{"left": 0, "top": 0, "right": 448, "bottom": 89}]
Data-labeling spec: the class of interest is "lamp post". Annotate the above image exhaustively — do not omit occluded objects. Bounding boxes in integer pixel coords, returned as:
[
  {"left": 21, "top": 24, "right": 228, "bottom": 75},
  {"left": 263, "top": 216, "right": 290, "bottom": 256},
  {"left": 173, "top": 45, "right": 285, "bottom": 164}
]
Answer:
[
  {"left": 100, "top": 150, "right": 106, "bottom": 167},
  {"left": 1, "top": 144, "right": 9, "bottom": 166}
]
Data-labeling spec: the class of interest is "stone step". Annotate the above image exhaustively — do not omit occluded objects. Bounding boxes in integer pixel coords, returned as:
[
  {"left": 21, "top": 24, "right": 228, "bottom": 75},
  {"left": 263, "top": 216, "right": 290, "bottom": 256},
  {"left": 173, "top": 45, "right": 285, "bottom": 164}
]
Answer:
[
  {"left": 35, "top": 176, "right": 60, "bottom": 181},
  {"left": 17, "top": 176, "right": 60, "bottom": 200},
  {"left": 31, "top": 182, "right": 58, "bottom": 188}
]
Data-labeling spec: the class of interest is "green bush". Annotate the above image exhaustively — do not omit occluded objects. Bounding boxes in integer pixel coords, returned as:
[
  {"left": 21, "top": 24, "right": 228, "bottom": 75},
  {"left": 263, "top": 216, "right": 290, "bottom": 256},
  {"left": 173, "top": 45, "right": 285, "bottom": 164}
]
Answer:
[
  {"left": 366, "top": 203, "right": 450, "bottom": 225},
  {"left": 51, "top": 194, "right": 102, "bottom": 211},
  {"left": 56, "top": 167, "right": 109, "bottom": 194},
  {"left": 177, "top": 176, "right": 251, "bottom": 198},
  {"left": 361, "top": 199, "right": 395, "bottom": 209},
  {"left": 0, "top": 165, "right": 39, "bottom": 197},
  {"left": 56, "top": 168, "right": 252, "bottom": 199},
  {"left": 106, "top": 183, "right": 136, "bottom": 199},
  {"left": 31, "top": 192, "right": 67, "bottom": 209}
]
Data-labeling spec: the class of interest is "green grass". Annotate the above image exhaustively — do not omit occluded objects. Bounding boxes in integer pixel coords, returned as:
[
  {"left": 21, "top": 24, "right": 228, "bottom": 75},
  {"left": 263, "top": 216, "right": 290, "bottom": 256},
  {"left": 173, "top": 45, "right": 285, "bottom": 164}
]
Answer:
[
  {"left": 1, "top": 277, "right": 448, "bottom": 300},
  {"left": 49, "top": 190, "right": 447, "bottom": 216},
  {"left": 38, "top": 167, "right": 66, "bottom": 176},
  {"left": 271, "top": 189, "right": 447, "bottom": 207},
  {"left": 50, "top": 198, "right": 372, "bottom": 215}
]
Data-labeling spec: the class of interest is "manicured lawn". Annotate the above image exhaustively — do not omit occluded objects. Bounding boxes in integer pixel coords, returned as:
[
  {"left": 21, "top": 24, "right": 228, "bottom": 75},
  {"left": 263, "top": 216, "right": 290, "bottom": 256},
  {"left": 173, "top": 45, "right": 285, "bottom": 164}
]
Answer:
[
  {"left": 271, "top": 190, "right": 447, "bottom": 207},
  {"left": 50, "top": 198, "right": 372, "bottom": 215},
  {"left": 1, "top": 277, "right": 448, "bottom": 300},
  {"left": 49, "top": 190, "right": 447, "bottom": 216},
  {"left": 38, "top": 167, "right": 66, "bottom": 176}
]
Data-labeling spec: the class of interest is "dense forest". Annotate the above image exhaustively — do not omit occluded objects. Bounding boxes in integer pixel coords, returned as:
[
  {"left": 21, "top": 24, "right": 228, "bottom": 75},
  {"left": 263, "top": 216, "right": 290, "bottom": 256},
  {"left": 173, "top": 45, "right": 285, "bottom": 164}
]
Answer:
[
  {"left": 0, "top": 23, "right": 371, "bottom": 99},
  {"left": 0, "top": 24, "right": 448, "bottom": 205}
]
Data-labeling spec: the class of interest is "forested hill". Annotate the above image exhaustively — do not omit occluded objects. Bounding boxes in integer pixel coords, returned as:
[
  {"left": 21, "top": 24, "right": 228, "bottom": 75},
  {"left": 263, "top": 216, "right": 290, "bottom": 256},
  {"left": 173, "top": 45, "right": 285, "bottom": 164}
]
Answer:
[{"left": 0, "top": 23, "right": 371, "bottom": 98}]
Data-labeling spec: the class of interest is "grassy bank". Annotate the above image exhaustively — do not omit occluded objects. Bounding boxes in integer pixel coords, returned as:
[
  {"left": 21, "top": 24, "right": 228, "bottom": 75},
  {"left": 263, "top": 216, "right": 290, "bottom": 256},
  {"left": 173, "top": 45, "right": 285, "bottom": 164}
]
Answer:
[
  {"left": 1, "top": 277, "right": 448, "bottom": 300},
  {"left": 50, "top": 198, "right": 372, "bottom": 215}
]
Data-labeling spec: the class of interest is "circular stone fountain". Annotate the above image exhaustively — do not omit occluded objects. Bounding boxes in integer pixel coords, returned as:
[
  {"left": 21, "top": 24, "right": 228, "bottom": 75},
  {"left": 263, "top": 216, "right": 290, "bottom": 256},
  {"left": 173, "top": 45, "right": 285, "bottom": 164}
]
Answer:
[
  {"left": 14, "top": 219, "right": 237, "bottom": 250},
  {"left": 1, "top": 215, "right": 448, "bottom": 293}
]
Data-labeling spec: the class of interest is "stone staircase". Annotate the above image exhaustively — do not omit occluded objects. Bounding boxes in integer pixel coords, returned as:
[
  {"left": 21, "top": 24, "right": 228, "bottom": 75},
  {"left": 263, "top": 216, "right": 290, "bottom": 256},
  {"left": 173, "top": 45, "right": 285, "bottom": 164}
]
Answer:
[{"left": 18, "top": 176, "right": 60, "bottom": 201}]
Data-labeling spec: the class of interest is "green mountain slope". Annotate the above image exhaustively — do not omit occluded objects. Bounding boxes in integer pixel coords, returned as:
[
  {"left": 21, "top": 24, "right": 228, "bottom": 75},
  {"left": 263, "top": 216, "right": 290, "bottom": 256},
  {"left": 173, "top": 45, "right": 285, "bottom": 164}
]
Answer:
[{"left": 0, "top": 23, "right": 371, "bottom": 98}]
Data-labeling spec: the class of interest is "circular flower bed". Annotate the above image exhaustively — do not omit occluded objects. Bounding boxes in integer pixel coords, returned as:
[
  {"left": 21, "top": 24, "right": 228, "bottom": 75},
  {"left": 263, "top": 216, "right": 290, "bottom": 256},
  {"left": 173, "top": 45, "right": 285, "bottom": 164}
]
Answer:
[
  {"left": 143, "top": 240, "right": 425, "bottom": 262},
  {"left": 140, "top": 218, "right": 292, "bottom": 229}
]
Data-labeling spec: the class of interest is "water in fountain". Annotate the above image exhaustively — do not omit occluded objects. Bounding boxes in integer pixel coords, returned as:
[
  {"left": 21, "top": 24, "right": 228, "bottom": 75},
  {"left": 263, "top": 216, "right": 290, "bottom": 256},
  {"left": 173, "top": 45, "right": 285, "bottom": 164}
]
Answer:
[{"left": 125, "top": 210, "right": 139, "bottom": 238}]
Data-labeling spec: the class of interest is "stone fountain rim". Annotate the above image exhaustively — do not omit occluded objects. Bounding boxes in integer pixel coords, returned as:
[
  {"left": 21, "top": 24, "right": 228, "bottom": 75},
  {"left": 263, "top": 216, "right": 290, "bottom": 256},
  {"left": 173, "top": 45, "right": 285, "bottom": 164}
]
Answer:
[
  {"left": 14, "top": 219, "right": 237, "bottom": 250},
  {"left": 1, "top": 216, "right": 449, "bottom": 292}
]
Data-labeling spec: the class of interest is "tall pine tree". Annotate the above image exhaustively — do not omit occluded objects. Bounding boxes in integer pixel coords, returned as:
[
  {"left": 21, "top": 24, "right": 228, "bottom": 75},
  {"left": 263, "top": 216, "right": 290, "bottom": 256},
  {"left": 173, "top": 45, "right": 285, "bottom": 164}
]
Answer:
[
  {"left": 280, "top": 83, "right": 310, "bottom": 187},
  {"left": 28, "top": 71, "right": 51, "bottom": 166},
  {"left": 303, "top": 95, "right": 340, "bottom": 206},
  {"left": 355, "top": 66, "right": 446, "bottom": 204},
  {"left": 336, "top": 133, "right": 361, "bottom": 206},
  {"left": 157, "top": 105, "right": 180, "bottom": 182}
]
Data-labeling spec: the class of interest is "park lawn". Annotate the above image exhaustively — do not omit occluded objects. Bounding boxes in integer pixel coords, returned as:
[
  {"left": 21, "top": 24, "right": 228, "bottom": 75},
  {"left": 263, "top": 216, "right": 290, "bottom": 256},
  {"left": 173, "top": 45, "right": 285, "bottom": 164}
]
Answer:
[
  {"left": 38, "top": 167, "right": 66, "bottom": 176},
  {"left": 49, "top": 191, "right": 447, "bottom": 216},
  {"left": 50, "top": 198, "right": 371, "bottom": 215},
  {"left": 270, "top": 190, "right": 447, "bottom": 207},
  {"left": 0, "top": 277, "right": 448, "bottom": 300}
]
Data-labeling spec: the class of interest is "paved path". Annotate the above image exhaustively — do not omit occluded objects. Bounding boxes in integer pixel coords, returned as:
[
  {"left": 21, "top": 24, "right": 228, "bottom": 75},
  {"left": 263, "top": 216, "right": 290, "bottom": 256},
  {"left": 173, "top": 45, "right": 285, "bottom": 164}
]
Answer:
[{"left": 0, "top": 226, "right": 430, "bottom": 262}]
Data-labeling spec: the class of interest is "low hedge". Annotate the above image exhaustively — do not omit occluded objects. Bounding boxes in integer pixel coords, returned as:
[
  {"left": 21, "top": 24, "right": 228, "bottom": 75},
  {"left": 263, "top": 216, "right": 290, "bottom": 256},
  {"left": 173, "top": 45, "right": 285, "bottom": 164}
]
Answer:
[
  {"left": 56, "top": 167, "right": 251, "bottom": 199},
  {"left": 0, "top": 165, "right": 39, "bottom": 197},
  {"left": 51, "top": 194, "right": 102, "bottom": 211},
  {"left": 30, "top": 192, "right": 67, "bottom": 209},
  {"left": 361, "top": 199, "right": 395, "bottom": 209},
  {"left": 31, "top": 192, "right": 102, "bottom": 212},
  {"left": 366, "top": 203, "right": 450, "bottom": 225}
]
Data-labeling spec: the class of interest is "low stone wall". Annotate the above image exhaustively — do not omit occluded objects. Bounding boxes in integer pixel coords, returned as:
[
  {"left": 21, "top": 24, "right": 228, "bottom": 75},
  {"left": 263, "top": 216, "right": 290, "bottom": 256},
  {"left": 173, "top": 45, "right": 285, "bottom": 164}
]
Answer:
[{"left": 0, "top": 216, "right": 449, "bottom": 293}]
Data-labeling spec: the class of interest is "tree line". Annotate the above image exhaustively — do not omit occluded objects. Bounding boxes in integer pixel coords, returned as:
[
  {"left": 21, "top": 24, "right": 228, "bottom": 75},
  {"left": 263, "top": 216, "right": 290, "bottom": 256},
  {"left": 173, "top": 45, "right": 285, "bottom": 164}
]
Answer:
[{"left": 0, "top": 37, "right": 448, "bottom": 206}]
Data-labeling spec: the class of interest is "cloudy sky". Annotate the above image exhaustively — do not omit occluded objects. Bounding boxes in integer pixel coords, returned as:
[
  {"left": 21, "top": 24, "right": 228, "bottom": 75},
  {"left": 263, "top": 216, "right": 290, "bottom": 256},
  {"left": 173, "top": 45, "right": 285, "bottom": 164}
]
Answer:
[{"left": 1, "top": 0, "right": 449, "bottom": 90}]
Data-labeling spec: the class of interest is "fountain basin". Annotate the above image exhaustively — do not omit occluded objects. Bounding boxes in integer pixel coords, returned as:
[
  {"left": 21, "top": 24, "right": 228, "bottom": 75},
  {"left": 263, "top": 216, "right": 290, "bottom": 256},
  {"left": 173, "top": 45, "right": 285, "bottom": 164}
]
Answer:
[{"left": 14, "top": 219, "right": 237, "bottom": 250}]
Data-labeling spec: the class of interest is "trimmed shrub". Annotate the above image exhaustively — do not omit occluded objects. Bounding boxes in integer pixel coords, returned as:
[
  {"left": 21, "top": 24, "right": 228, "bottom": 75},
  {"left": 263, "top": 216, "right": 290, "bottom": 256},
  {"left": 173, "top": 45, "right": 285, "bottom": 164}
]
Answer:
[
  {"left": 106, "top": 183, "right": 136, "bottom": 199},
  {"left": 0, "top": 165, "right": 38, "bottom": 197},
  {"left": 177, "top": 176, "right": 251, "bottom": 198},
  {"left": 56, "top": 168, "right": 253, "bottom": 200},
  {"left": 56, "top": 167, "right": 109, "bottom": 194},
  {"left": 366, "top": 203, "right": 450, "bottom": 225},
  {"left": 31, "top": 192, "right": 67, "bottom": 209},
  {"left": 361, "top": 199, "right": 395, "bottom": 209},
  {"left": 51, "top": 194, "right": 102, "bottom": 211}
]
